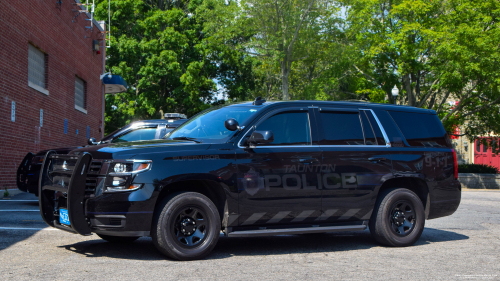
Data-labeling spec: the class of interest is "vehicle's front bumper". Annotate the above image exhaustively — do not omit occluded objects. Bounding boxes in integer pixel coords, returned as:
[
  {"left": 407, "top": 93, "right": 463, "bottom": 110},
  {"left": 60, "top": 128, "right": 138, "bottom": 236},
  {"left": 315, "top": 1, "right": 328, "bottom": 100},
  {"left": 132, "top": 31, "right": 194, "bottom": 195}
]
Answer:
[
  {"left": 39, "top": 152, "right": 156, "bottom": 236},
  {"left": 86, "top": 183, "right": 157, "bottom": 234}
]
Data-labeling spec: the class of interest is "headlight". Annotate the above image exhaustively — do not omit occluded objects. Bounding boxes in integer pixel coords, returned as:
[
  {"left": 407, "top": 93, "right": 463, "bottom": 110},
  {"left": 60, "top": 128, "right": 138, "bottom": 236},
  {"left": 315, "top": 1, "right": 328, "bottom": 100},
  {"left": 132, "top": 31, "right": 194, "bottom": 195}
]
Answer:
[{"left": 105, "top": 160, "right": 152, "bottom": 193}]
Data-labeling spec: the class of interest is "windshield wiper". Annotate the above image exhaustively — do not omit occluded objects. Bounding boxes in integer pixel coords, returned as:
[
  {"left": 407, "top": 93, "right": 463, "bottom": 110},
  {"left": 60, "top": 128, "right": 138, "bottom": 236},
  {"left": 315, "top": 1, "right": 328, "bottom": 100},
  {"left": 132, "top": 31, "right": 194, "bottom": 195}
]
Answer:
[{"left": 171, "top": 137, "right": 202, "bottom": 143}]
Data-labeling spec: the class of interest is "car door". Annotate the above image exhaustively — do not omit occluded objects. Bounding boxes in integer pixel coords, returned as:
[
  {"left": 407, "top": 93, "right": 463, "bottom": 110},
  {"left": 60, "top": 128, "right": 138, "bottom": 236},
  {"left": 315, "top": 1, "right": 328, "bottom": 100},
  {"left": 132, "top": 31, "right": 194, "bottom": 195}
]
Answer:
[
  {"left": 316, "top": 107, "right": 393, "bottom": 223},
  {"left": 235, "top": 107, "right": 323, "bottom": 227}
]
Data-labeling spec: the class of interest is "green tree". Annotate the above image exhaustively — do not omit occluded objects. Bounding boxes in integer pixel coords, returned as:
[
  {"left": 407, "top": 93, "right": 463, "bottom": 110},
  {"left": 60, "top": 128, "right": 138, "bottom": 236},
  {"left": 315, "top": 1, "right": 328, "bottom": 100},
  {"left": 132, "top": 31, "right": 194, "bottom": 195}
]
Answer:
[
  {"left": 95, "top": 0, "right": 257, "bottom": 133},
  {"left": 342, "top": 0, "right": 500, "bottom": 136},
  {"left": 202, "top": 0, "right": 345, "bottom": 101}
]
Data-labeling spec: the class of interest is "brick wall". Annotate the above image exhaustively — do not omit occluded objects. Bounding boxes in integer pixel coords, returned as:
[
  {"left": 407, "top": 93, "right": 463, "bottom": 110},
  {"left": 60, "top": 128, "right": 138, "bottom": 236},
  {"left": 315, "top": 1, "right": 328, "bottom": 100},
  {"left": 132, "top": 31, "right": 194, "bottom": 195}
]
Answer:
[{"left": 0, "top": 0, "right": 104, "bottom": 189}]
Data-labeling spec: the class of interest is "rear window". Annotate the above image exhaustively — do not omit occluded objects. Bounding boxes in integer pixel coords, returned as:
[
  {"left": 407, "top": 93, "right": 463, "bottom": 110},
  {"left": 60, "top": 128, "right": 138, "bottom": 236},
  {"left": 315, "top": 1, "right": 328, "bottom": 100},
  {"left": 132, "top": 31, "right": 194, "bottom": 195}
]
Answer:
[{"left": 389, "top": 111, "right": 448, "bottom": 147}]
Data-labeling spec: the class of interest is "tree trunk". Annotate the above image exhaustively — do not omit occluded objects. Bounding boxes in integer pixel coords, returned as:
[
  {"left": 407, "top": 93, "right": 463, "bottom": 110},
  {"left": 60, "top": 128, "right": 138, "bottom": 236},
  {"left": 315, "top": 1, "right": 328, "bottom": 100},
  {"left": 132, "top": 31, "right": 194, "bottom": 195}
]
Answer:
[
  {"left": 404, "top": 74, "right": 414, "bottom": 106},
  {"left": 281, "top": 56, "right": 290, "bottom": 100},
  {"left": 281, "top": 55, "right": 291, "bottom": 100}
]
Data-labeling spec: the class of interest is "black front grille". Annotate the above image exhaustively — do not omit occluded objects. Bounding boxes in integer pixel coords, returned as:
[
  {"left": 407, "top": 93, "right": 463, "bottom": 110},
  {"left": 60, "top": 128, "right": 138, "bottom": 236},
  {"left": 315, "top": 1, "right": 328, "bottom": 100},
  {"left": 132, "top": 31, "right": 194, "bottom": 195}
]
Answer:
[
  {"left": 88, "top": 161, "right": 103, "bottom": 174},
  {"left": 85, "top": 178, "right": 97, "bottom": 196}
]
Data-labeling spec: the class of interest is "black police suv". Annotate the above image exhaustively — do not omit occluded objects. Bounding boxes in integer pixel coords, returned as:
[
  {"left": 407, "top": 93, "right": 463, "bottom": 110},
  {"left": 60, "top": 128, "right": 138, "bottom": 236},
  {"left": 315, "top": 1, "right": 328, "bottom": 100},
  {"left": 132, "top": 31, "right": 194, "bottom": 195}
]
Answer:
[
  {"left": 37, "top": 100, "right": 461, "bottom": 260},
  {"left": 17, "top": 116, "right": 187, "bottom": 195}
]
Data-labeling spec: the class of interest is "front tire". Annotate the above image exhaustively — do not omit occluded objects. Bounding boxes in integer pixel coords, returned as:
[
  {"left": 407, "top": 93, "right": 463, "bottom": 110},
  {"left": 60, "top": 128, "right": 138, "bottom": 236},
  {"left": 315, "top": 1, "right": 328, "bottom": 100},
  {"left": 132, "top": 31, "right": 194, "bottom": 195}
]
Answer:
[
  {"left": 369, "top": 188, "right": 425, "bottom": 247},
  {"left": 152, "top": 192, "right": 221, "bottom": 261}
]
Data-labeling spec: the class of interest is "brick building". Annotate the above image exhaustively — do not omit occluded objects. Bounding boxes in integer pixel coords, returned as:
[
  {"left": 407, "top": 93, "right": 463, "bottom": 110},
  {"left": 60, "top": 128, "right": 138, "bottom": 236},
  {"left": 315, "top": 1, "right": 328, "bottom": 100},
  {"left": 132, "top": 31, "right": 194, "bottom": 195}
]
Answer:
[{"left": 0, "top": 0, "right": 106, "bottom": 189}]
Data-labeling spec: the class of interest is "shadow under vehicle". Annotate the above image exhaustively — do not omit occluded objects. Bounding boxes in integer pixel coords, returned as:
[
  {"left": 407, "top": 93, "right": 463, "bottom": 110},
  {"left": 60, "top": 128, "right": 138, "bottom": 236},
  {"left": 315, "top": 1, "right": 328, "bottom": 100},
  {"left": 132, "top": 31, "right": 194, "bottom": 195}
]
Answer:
[{"left": 17, "top": 115, "right": 187, "bottom": 196}]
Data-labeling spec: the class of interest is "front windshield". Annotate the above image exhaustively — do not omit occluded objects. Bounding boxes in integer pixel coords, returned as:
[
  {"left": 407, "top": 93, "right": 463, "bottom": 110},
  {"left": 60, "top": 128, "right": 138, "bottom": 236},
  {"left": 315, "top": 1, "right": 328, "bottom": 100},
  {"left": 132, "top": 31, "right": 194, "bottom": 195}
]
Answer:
[{"left": 165, "top": 105, "right": 260, "bottom": 143}]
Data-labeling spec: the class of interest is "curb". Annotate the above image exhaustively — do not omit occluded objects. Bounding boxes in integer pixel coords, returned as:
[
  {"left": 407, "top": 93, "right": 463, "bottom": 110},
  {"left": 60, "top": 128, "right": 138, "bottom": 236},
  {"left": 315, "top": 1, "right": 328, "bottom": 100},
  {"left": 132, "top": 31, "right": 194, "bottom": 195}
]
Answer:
[
  {"left": 462, "top": 188, "right": 500, "bottom": 192},
  {"left": 458, "top": 173, "right": 500, "bottom": 190},
  {"left": 1, "top": 189, "right": 24, "bottom": 198}
]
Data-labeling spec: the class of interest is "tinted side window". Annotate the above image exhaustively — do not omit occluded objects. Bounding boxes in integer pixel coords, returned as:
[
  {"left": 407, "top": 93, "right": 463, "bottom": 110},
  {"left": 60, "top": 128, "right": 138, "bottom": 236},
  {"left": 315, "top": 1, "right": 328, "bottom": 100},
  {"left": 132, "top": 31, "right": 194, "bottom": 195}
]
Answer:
[
  {"left": 389, "top": 111, "right": 447, "bottom": 147},
  {"left": 319, "top": 112, "right": 364, "bottom": 145},
  {"left": 360, "top": 111, "right": 377, "bottom": 145},
  {"left": 256, "top": 111, "right": 310, "bottom": 146},
  {"left": 364, "top": 111, "right": 386, "bottom": 145},
  {"left": 112, "top": 128, "right": 157, "bottom": 143}
]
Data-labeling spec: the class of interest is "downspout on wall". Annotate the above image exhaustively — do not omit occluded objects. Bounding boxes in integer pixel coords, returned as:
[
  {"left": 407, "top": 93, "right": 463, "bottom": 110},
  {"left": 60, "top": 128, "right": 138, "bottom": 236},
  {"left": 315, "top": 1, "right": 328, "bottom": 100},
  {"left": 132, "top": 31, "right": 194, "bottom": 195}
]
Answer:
[{"left": 98, "top": 20, "right": 106, "bottom": 139}]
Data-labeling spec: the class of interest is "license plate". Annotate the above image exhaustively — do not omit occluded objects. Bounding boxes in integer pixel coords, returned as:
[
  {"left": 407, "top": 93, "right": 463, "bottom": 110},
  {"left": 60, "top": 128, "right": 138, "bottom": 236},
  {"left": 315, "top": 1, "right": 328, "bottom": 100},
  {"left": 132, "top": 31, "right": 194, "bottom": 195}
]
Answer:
[{"left": 59, "top": 209, "right": 70, "bottom": 226}]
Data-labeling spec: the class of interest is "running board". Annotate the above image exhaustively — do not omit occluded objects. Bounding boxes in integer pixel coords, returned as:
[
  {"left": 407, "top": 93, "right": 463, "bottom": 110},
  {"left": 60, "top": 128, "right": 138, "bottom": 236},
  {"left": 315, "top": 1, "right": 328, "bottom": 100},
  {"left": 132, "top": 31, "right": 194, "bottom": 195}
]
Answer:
[{"left": 227, "top": 223, "right": 368, "bottom": 237}]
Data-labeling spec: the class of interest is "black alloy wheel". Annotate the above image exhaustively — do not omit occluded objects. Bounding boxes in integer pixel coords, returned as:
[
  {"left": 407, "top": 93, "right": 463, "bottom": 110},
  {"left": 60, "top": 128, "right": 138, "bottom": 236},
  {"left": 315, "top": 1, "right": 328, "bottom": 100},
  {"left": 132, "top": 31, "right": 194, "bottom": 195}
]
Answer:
[
  {"left": 369, "top": 188, "right": 425, "bottom": 247},
  {"left": 172, "top": 207, "right": 208, "bottom": 247},
  {"left": 389, "top": 200, "right": 416, "bottom": 236},
  {"left": 152, "top": 192, "right": 221, "bottom": 261}
]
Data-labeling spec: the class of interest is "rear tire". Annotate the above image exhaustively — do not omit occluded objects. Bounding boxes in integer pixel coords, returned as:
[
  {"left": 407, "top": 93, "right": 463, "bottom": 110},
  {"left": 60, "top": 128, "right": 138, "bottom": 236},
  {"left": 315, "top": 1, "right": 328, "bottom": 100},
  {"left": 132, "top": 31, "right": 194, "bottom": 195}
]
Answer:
[
  {"left": 96, "top": 234, "right": 140, "bottom": 243},
  {"left": 369, "top": 188, "right": 425, "bottom": 247},
  {"left": 152, "top": 192, "right": 221, "bottom": 261}
]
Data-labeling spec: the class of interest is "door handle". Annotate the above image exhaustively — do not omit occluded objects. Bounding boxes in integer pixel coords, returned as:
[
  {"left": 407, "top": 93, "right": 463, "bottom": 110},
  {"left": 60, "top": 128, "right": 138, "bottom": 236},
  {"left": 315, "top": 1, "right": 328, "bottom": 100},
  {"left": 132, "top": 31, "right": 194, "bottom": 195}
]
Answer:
[
  {"left": 368, "top": 157, "right": 387, "bottom": 162},
  {"left": 299, "top": 158, "right": 320, "bottom": 165}
]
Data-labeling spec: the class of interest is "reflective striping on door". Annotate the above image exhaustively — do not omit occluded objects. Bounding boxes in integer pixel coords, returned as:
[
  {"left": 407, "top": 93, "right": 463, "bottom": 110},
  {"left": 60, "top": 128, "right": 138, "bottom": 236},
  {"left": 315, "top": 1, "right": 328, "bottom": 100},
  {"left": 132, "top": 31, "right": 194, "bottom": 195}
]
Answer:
[
  {"left": 241, "top": 213, "right": 266, "bottom": 225},
  {"left": 315, "top": 209, "right": 338, "bottom": 221},
  {"left": 291, "top": 210, "right": 315, "bottom": 222},
  {"left": 338, "top": 209, "right": 361, "bottom": 220},
  {"left": 234, "top": 208, "right": 368, "bottom": 225},
  {"left": 227, "top": 214, "right": 240, "bottom": 226},
  {"left": 267, "top": 211, "right": 291, "bottom": 224},
  {"left": 361, "top": 210, "right": 373, "bottom": 220}
]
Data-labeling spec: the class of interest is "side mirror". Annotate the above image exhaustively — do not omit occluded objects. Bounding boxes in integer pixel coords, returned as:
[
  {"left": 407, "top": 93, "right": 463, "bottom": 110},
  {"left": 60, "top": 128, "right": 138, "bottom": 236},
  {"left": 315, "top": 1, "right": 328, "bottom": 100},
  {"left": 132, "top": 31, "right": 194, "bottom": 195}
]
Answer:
[
  {"left": 248, "top": 130, "right": 274, "bottom": 145},
  {"left": 225, "top": 118, "right": 240, "bottom": 131},
  {"left": 87, "top": 137, "right": 98, "bottom": 145}
]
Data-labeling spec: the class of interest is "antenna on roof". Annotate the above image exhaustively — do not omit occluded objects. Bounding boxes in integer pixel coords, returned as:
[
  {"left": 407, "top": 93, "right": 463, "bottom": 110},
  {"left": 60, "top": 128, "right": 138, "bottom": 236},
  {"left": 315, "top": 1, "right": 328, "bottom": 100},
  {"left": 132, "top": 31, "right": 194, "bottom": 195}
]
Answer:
[
  {"left": 253, "top": 96, "right": 266, "bottom": 105},
  {"left": 84, "top": 0, "right": 94, "bottom": 32},
  {"left": 71, "top": 1, "right": 95, "bottom": 33}
]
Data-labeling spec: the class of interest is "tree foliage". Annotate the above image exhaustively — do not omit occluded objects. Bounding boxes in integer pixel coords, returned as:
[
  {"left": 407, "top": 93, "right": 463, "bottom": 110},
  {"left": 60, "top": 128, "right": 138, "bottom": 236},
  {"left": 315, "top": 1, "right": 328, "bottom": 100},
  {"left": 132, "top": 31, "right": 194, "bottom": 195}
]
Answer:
[
  {"left": 98, "top": 0, "right": 500, "bottom": 139},
  {"left": 201, "top": 0, "right": 354, "bottom": 101},
  {"left": 341, "top": 0, "right": 500, "bottom": 136},
  {"left": 94, "top": 0, "right": 257, "bottom": 133}
]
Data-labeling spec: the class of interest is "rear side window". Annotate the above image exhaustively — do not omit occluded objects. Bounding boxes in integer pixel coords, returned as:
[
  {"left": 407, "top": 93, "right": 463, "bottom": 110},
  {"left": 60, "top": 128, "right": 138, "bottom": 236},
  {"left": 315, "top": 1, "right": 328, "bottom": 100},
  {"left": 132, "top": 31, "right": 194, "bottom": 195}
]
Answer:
[
  {"left": 360, "top": 112, "right": 377, "bottom": 145},
  {"left": 319, "top": 111, "right": 364, "bottom": 145},
  {"left": 389, "top": 111, "right": 447, "bottom": 147},
  {"left": 364, "top": 111, "right": 386, "bottom": 145}
]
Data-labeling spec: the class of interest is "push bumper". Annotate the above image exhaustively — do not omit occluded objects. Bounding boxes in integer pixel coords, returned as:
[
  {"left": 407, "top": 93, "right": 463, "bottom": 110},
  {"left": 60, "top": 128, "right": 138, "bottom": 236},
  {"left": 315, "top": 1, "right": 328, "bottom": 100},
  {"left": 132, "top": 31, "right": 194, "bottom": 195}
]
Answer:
[
  {"left": 38, "top": 152, "right": 156, "bottom": 236},
  {"left": 38, "top": 151, "right": 93, "bottom": 235}
]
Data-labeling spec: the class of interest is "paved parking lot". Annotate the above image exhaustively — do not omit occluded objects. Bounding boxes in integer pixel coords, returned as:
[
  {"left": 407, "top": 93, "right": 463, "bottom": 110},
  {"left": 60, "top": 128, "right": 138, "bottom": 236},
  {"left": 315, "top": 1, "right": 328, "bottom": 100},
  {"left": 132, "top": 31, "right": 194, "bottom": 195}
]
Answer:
[{"left": 0, "top": 191, "right": 499, "bottom": 280}]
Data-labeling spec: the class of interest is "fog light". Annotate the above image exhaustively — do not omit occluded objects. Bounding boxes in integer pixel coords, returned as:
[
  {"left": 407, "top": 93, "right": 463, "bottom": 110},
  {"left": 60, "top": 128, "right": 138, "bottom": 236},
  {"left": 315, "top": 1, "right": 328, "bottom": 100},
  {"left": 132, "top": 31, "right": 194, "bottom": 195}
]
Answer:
[
  {"left": 106, "top": 184, "right": 142, "bottom": 192},
  {"left": 112, "top": 177, "right": 127, "bottom": 186}
]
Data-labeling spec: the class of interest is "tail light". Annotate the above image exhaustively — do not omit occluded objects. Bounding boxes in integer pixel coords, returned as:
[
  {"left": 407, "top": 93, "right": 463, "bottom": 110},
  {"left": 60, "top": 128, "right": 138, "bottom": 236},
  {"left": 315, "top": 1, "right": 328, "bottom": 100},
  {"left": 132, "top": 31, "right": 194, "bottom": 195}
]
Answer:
[{"left": 451, "top": 149, "right": 458, "bottom": 180}]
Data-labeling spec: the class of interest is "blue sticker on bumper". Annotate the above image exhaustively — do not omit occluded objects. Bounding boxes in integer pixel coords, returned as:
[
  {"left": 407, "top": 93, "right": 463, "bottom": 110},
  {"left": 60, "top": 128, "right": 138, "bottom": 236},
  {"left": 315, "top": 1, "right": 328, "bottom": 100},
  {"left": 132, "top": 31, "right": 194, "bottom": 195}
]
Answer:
[{"left": 59, "top": 209, "right": 70, "bottom": 226}]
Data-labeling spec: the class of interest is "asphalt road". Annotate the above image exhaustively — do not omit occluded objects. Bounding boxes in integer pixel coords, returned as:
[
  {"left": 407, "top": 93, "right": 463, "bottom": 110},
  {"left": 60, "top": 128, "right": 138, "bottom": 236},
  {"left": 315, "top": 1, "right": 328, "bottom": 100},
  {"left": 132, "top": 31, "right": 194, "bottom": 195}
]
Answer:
[{"left": 0, "top": 191, "right": 499, "bottom": 280}]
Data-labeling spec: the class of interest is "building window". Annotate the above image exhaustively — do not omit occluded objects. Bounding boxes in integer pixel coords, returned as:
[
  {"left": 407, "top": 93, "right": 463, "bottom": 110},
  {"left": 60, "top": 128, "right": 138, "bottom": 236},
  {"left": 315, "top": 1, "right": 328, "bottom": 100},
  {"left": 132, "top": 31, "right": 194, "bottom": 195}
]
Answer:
[
  {"left": 28, "top": 44, "right": 49, "bottom": 95},
  {"left": 75, "top": 76, "right": 87, "bottom": 114}
]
